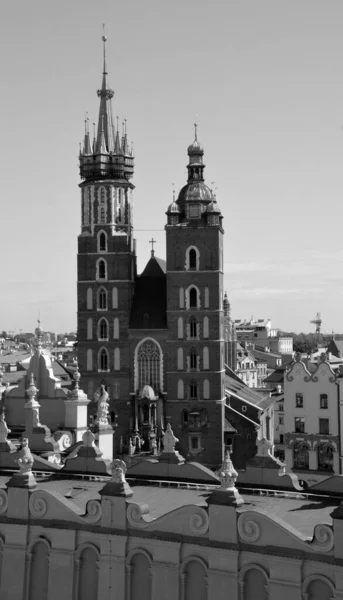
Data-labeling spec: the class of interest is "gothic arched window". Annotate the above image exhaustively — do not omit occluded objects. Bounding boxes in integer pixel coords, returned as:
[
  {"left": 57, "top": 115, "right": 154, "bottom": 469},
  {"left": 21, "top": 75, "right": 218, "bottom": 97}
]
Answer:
[
  {"left": 98, "top": 319, "right": 108, "bottom": 340},
  {"left": 98, "top": 231, "right": 107, "bottom": 252},
  {"left": 114, "top": 347, "right": 120, "bottom": 371},
  {"left": 179, "top": 287, "right": 185, "bottom": 309},
  {"left": 189, "top": 316, "right": 198, "bottom": 339},
  {"left": 203, "top": 379, "right": 210, "bottom": 399},
  {"left": 203, "top": 347, "right": 209, "bottom": 370},
  {"left": 98, "top": 259, "right": 107, "bottom": 280},
  {"left": 189, "top": 249, "right": 197, "bottom": 269},
  {"left": 98, "top": 287, "right": 107, "bottom": 310},
  {"left": 87, "top": 318, "right": 92, "bottom": 340},
  {"left": 113, "top": 317, "right": 119, "bottom": 339},
  {"left": 189, "top": 381, "right": 198, "bottom": 400},
  {"left": 189, "top": 287, "right": 198, "bottom": 309},
  {"left": 178, "top": 317, "right": 184, "bottom": 339},
  {"left": 203, "top": 316, "right": 209, "bottom": 338},
  {"left": 87, "top": 349, "right": 93, "bottom": 371},
  {"left": 86, "top": 288, "right": 93, "bottom": 310},
  {"left": 136, "top": 339, "right": 162, "bottom": 392},
  {"left": 189, "top": 347, "right": 197, "bottom": 370},
  {"left": 112, "top": 287, "right": 118, "bottom": 308},
  {"left": 99, "top": 348, "right": 109, "bottom": 371}
]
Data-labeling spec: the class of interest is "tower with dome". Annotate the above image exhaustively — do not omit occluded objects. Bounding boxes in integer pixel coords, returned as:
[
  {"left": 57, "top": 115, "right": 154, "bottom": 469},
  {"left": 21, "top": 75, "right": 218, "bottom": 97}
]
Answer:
[{"left": 77, "top": 36, "right": 229, "bottom": 466}]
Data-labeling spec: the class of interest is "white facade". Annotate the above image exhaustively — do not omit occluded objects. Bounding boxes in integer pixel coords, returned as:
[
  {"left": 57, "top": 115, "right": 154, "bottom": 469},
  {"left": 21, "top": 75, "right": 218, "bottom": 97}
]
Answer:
[{"left": 284, "top": 356, "right": 341, "bottom": 481}]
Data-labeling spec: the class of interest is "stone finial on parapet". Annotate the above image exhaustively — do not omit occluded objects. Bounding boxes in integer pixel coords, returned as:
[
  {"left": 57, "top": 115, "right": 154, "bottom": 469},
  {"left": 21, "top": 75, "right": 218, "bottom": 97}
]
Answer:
[
  {"left": 209, "top": 450, "right": 244, "bottom": 506},
  {"left": 25, "top": 373, "right": 42, "bottom": 428},
  {"left": 159, "top": 422, "right": 185, "bottom": 464},
  {"left": 96, "top": 384, "right": 110, "bottom": 426},
  {"left": 256, "top": 437, "right": 273, "bottom": 458},
  {"left": 7, "top": 438, "right": 37, "bottom": 489},
  {"left": 100, "top": 459, "right": 133, "bottom": 498},
  {"left": 0, "top": 408, "right": 15, "bottom": 452}
]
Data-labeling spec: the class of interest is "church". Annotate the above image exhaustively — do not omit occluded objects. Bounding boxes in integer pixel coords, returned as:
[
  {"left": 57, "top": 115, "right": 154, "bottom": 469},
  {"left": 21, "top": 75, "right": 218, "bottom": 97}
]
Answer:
[{"left": 77, "top": 35, "right": 237, "bottom": 467}]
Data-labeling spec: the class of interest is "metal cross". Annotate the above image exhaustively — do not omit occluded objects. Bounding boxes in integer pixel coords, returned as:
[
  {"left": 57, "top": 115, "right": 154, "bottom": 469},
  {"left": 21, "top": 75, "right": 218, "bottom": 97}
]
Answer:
[{"left": 150, "top": 238, "right": 156, "bottom": 257}]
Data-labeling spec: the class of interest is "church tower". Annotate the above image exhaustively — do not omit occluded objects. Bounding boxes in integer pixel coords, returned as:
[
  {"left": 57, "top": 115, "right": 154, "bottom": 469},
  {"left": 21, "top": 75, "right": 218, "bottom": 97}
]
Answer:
[
  {"left": 165, "top": 127, "right": 226, "bottom": 466},
  {"left": 77, "top": 34, "right": 135, "bottom": 435}
]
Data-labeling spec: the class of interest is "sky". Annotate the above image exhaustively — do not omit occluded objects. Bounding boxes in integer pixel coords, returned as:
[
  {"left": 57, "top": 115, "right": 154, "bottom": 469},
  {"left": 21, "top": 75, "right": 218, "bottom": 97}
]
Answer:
[{"left": 1, "top": 0, "right": 343, "bottom": 334}]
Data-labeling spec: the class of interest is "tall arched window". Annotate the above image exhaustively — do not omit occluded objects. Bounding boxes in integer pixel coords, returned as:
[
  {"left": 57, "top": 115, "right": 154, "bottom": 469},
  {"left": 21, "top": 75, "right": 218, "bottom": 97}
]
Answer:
[
  {"left": 189, "top": 347, "right": 197, "bottom": 370},
  {"left": 178, "top": 317, "right": 184, "bottom": 339},
  {"left": 77, "top": 546, "right": 99, "bottom": 600},
  {"left": 87, "top": 318, "right": 92, "bottom": 340},
  {"left": 177, "top": 347, "right": 184, "bottom": 371},
  {"left": 190, "top": 316, "right": 199, "bottom": 339},
  {"left": 203, "top": 316, "right": 209, "bottom": 338},
  {"left": 97, "top": 259, "right": 107, "bottom": 280},
  {"left": 189, "top": 248, "right": 196, "bottom": 269},
  {"left": 188, "top": 286, "right": 199, "bottom": 309},
  {"left": 136, "top": 339, "right": 162, "bottom": 391},
  {"left": 87, "top": 349, "right": 93, "bottom": 371},
  {"left": 293, "top": 442, "right": 309, "bottom": 470},
  {"left": 130, "top": 553, "right": 152, "bottom": 600},
  {"left": 304, "top": 577, "right": 334, "bottom": 600},
  {"left": 112, "top": 287, "right": 118, "bottom": 308},
  {"left": 99, "top": 348, "right": 109, "bottom": 371},
  {"left": 186, "top": 246, "right": 200, "bottom": 270},
  {"left": 114, "top": 347, "right": 120, "bottom": 371},
  {"left": 179, "top": 287, "right": 184, "bottom": 309},
  {"left": 189, "top": 380, "right": 198, "bottom": 400},
  {"left": 203, "top": 347, "right": 209, "bottom": 370},
  {"left": 203, "top": 379, "right": 210, "bottom": 399},
  {"left": 98, "top": 287, "right": 107, "bottom": 310},
  {"left": 98, "top": 318, "right": 108, "bottom": 340},
  {"left": 184, "top": 559, "right": 207, "bottom": 600},
  {"left": 242, "top": 567, "right": 268, "bottom": 600},
  {"left": 87, "top": 288, "right": 93, "bottom": 310},
  {"left": 317, "top": 444, "right": 334, "bottom": 471},
  {"left": 204, "top": 287, "right": 209, "bottom": 308},
  {"left": 178, "top": 379, "right": 184, "bottom": 399},
  {"left": 113, "top": 317, "right": 119, "bottom": 339},
  {"left": 98, "top": 231, "right": 107, "bottom": 252},
  {"left": 28, "top": 541, "right": 50, "bottom": 600}
]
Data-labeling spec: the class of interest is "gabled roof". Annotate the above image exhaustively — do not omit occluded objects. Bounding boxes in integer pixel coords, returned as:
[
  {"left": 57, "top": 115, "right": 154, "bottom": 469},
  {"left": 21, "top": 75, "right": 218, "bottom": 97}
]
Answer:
[
  {"left": 129, "top": 257, "right": 167, "bottom": 329},
  {"left": 140, "top": 256, "right": 166, "bottom": 277}
]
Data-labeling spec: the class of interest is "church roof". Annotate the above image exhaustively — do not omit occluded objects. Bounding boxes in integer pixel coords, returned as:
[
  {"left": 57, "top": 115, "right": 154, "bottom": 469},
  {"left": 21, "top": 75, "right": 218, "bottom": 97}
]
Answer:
[
  {"left": 129, "top": 257, "right": 167, "bottom": 329},
  {"left": 140, "top": 256, "right": 166, "bottom": 277}
]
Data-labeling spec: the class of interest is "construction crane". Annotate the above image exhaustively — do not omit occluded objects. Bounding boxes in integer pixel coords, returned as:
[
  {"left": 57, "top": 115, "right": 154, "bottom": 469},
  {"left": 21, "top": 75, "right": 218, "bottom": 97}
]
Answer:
[{"left": 310, "top": 312, "right": 322, "bottom": 334}]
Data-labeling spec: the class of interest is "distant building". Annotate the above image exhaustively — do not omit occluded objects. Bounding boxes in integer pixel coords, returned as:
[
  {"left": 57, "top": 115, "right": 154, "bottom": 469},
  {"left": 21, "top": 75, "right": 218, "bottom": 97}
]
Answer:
[
  {"left": 235, "top": 344, "right": 258, "bottom": 388},
  {"left": 235, "top": 318, "right": 293, "bottom": 354},
  {"left": 327, "top": 336, "right": 343, "bottom": 359}
]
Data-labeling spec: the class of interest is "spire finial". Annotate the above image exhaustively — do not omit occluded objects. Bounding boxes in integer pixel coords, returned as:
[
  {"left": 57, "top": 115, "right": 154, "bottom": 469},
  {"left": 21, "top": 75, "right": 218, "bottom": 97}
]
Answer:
[
  {"left": 172, "top": 183, "right": 175, "bottom": 202},
  {"left": 102, "top": 24, "right": 107, "bottom": 74},
  {"left": 194, "top": 121, "right": 198, "bottom": 141}
]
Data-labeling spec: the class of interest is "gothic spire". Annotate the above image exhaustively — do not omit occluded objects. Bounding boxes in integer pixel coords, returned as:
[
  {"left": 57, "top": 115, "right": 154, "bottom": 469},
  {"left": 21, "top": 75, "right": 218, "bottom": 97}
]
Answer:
[
  {"left": 96, "top": 32, "right": 115, "bottom": 153},
  {"left": 79, "top": 33, "right": 134, "bottom": 181}
]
